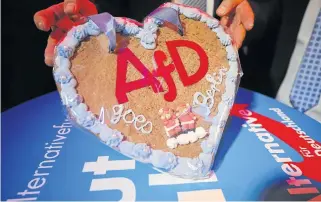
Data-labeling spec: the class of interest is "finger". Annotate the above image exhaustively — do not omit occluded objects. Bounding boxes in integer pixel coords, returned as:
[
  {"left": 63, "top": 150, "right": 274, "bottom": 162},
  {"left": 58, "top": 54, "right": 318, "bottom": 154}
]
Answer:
[
  {"left": 232, "top": 24, "right": 246, "bottom": 49},
  {"left": 79, "top": 0, "right": 98, "bottom": 16},
  {"left": 45, "top": 29, "right": 66, "bottom": 66},
  {"left": 67, "top": 0, "right": 97, "bottom": 21},
  {"left": 34, "top": 3, "right": 65, "bottom": 31},
  {"left": 220, "top": 16, "right": 229, "bottom": 27},
  {"left": 216, "top": 0, "right": 244, "bottom": 16},
  {"left": 44, "top": 36, "right": 57, "bottom": 66},
  {"left": 229, "top": 8, "right": 242, "bottom": 34},
  {"left": 239, "top": 1, "right": 254, "bottom": 30},
  {"left": 64, "top": 0, "right": 79, "bottom": 16}
]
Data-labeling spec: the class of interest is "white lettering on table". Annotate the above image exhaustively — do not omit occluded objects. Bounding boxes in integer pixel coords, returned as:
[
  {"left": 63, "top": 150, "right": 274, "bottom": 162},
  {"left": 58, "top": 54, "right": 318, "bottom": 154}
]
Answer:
[
  {"left": 83, "top": 156, "right": 135, "bottom": 175},
  {"left": 90, "top": 178, "right": 136, "bottom": 201},
  {"left": 7, "top": 120, "right": 72, "bottom": 201},
  {"left": 82, "top": 156, "right": 136, "bottom": 201},
  {"left": 148, "top": 169, "right": 226, "bottom": 201},
  {"left": 148, "top": 173, "right": 217, "bottom": 186},
  {"left": 242, "top": 108, "right": 321, "bottom": 196},
  {"left": 177, "top": 189, "right": 226, "bottom": 201}
]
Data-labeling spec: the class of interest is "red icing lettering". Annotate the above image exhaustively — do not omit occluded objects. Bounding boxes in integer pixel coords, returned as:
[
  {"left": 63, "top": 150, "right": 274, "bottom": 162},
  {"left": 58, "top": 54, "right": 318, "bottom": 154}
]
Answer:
[
  {"left": 231, "top": 104, "right": 321, "bottom": 183},
  {"left": 153, "top": 50, "right": 176, "bottom": 102},
  {"left": 115, "top": 40, "right": 209, "bottom": 104},
  {"left": 116, "top": 48, "right": 164, "bottom": 104},
  {"left": 166, "top": 40, "right": 209, "bottom": 86}
]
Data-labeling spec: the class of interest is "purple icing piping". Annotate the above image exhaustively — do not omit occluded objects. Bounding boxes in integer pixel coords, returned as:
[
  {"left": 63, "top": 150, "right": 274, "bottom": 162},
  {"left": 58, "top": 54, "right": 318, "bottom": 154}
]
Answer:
[{"left": 88, "top": 12, "right": 116, "bottom": 52}]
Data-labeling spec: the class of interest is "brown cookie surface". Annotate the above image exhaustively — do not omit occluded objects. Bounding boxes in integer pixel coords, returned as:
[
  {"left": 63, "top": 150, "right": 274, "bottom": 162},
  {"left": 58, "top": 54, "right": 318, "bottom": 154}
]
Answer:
[{"left": 70, "top": 16, "right": 229, "bottom": 158}]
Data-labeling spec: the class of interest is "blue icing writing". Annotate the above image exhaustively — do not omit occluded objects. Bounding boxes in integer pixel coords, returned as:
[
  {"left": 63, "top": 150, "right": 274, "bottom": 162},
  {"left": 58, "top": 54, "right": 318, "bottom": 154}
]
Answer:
[
  {"left": 201, "top": 139, "right": 216, "bottom": 154},
  {"left": 105, "top": 130, "right": 123, "bottom": 147},
  {"left": 122, "top": 25, "right": 140, "bottom": 35},
  {"left": 151, "top": 150, "right": 178, "bottom": 170},
  {"left": 132, "top": 143, "right": 151, "bottom": 159},
  {"left": 119, "top": 141, "right": 135, "bottom": 155},
  {"left": 56, "top": 45, "right": 74, "bottom": 58}
]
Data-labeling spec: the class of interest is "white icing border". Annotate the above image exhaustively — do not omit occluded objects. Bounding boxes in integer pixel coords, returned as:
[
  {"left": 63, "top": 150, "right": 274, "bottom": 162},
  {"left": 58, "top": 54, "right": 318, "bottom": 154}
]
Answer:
[{"left": 53, "top": 2, "right": 242, "bottom": 179}]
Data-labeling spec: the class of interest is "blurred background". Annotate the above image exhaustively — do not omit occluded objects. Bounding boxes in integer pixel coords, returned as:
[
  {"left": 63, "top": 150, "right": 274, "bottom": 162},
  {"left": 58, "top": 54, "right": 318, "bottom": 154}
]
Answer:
[{"left": 1, "top": 0, "right": 310, "bottom": 111}]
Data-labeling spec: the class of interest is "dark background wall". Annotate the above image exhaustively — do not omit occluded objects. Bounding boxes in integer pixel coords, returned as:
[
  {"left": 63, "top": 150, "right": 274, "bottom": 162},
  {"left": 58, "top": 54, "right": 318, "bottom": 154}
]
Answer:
[{"left": 2, "top": 0, "right": 60, "bottom": 111}]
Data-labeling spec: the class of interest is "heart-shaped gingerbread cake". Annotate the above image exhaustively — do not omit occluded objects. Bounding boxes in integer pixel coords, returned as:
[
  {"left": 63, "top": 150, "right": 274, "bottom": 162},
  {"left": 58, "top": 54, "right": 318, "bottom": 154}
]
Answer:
[{"left": 53, "top": 3, "right": 242, "bottom": 179}]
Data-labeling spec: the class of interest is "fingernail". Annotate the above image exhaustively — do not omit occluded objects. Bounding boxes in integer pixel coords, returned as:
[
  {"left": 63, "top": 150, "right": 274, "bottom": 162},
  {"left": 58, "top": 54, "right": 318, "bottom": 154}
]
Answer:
[
  {"left": 217, "top": 6, "right": 226, "bottom": 15},
  {"left": 65, "top": 3, "right": 75, "bottom": 13},
  {"left": 37, "top": 22, "right": 44, "bottom": 30}
]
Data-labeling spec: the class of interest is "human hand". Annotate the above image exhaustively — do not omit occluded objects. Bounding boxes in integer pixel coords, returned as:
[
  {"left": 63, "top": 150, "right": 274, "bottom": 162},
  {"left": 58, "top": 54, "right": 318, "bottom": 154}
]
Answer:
[
  {"left": 216, "top": 0, "right": 254, "bottom": 49},
  {"left": 34, "top": 0, "right": 98, "bottom": 66}
]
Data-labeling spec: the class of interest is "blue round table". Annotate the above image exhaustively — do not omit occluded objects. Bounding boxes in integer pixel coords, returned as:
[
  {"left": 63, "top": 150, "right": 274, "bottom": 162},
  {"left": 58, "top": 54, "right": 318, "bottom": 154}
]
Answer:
[{"left": 2, "top": 88, "right": 321, "bottom": 201}]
